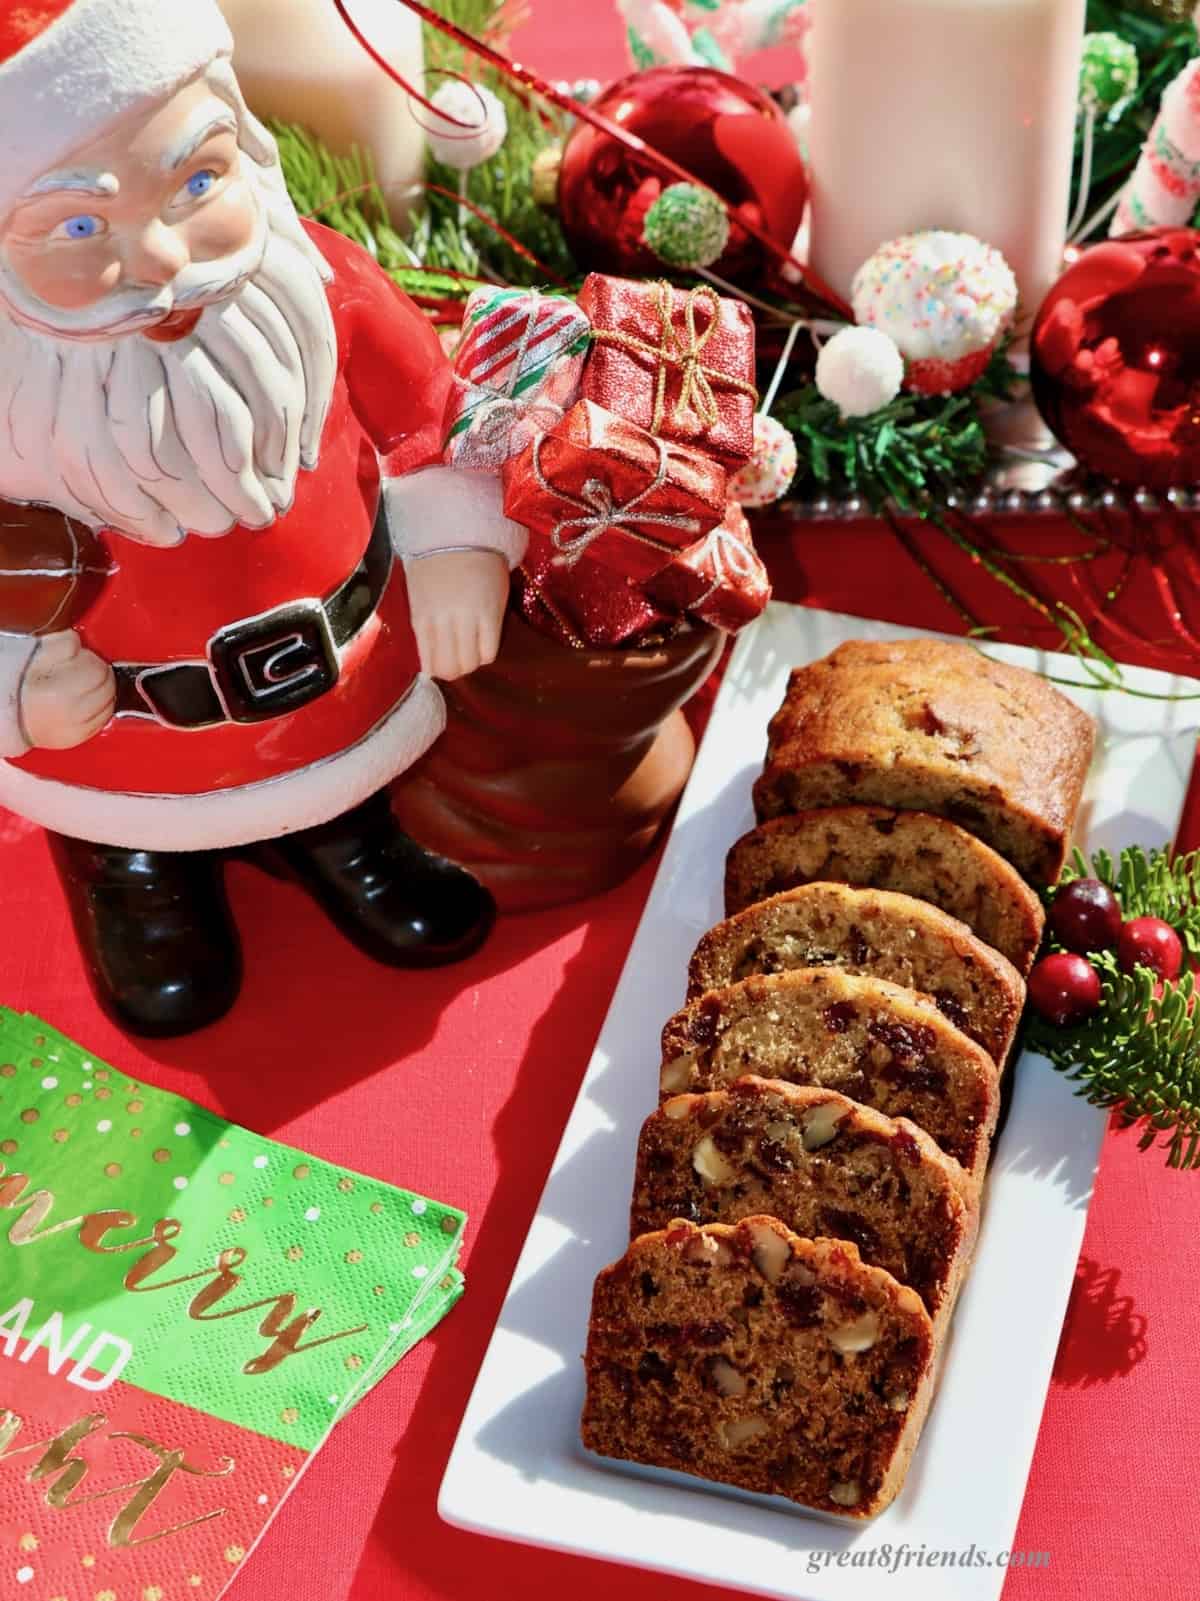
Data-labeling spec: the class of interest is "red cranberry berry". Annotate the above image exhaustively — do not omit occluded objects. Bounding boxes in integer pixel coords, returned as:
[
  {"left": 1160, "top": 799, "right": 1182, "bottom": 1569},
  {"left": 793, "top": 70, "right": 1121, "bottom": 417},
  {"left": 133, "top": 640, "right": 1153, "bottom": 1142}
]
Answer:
[
  {"left": 1028, "top": 953, "right": 1102, "bottom": 1027},
  {"left": 1048, "top": 877, "right": 1123, "bottom": 953},
  {"left": 1118, "top": 916, "right": 1184, "bottom": 983}
]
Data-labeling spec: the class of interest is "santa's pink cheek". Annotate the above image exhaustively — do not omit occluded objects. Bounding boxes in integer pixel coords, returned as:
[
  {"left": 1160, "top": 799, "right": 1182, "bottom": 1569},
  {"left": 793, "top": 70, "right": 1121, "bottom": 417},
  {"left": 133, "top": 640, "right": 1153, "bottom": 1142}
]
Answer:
[
  {"left": 184, "top": 179, "right": 258, "bottom": 264},
  {"left": 3, "top": 240, "right": 121, "bottom": 310}
]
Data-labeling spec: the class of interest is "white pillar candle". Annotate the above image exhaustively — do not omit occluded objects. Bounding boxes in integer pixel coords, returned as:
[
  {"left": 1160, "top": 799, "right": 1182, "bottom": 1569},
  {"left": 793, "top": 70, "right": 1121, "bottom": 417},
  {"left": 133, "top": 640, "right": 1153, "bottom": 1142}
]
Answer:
[
  {"left": 218, "top": 0, "right": 427, "bottom": 226},
  {"left": 808, "top": 0, "right": 1086, "bottom": 325}
]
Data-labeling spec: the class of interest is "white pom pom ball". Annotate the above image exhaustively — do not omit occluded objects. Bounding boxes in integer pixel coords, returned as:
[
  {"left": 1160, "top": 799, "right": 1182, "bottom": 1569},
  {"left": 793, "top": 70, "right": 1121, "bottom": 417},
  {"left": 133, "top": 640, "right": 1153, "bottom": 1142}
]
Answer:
[
  {"left": 427, "top": 81, "right": 508, "bottom": 171},
  {"left": 815, "top": 326, "right": 905, "bottom": 420}
]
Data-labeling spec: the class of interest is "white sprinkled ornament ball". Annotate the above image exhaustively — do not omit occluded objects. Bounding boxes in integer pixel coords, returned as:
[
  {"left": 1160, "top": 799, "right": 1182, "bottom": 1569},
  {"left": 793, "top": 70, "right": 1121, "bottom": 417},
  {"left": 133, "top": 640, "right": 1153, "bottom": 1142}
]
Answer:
[
  {"left": 815, "top": 326, "right": 904, "bottom": 419},
  {"left": 851, "top": 230, "right": 1018, "bottom": 396},
  {"left": 642, "top": 182, "right": 731, "bottom": 270},
  {"left": 730, "top": 414, "right": 799, "bottom": 507},
  {"left": 427, "top": 80, "right": 508, "bottom": 171}
]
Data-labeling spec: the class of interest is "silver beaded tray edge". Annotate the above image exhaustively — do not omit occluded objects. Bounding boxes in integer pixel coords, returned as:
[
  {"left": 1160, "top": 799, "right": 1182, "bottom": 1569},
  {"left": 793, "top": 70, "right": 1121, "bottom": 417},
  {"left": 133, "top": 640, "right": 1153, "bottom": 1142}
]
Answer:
[{"left": 782, "top": 449, "right": 1200, "bottom": 522}]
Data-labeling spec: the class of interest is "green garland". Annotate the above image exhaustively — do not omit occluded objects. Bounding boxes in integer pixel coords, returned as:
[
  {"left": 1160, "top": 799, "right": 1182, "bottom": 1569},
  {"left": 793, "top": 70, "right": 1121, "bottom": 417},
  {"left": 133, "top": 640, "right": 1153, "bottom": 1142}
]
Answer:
[
  {"left": 420, "top": 0, "right": 574, "bottom": 286},
  {"left": 774, "top": 387, "right": 989, "bottom": 514},
  {"left": 1027, "top": 846, "right": 1200, "bottom": 1169},
  {"left": 270, "top": 120, "right": 487, "bottom": 306},
  {"left": 775, "top": 350, "right": 1018, "bottom": 514}
]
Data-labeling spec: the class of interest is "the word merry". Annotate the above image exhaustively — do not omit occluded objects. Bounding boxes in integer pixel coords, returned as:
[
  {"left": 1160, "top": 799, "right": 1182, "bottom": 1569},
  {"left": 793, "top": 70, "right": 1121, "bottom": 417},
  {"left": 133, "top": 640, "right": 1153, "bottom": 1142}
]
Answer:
[{"left": 1, "top": 1163, "right": 368, "bottom": 1375}]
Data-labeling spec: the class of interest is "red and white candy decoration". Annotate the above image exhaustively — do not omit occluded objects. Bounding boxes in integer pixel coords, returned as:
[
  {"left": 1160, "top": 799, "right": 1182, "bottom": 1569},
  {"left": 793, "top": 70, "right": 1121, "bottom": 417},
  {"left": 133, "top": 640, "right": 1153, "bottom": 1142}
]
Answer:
[
  {"left": 1111, "top": 56, "right": 1200, "bottom": 235},
  {"left": 851, "top": 230, "right": 1019, "bottom": 396}
]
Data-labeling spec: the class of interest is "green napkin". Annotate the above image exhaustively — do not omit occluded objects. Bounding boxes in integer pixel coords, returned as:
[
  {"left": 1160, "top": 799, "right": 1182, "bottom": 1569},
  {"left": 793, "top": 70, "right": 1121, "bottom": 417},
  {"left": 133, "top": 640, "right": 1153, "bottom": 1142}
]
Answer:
[{"left": 0, "top": 1007, "right": 464, "bottom": 1599}]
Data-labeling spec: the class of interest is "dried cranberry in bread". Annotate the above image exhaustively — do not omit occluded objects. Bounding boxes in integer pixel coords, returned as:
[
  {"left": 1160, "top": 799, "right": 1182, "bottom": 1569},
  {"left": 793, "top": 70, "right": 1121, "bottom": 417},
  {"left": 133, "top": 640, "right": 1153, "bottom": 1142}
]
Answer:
[
  {"left": 660, "top": 970, "right": 999, "bottom": 1179},
  {"left": 581, "top": 1217, "right": 936, "bottom": 1518},
  {"left": 724, "top": 808, "right": 1045, "bottom": 975},
  {"left": 631, "top": 1078, "right": 978, "bottom": 1330},
  {"left": 687, "top": 882, "right": 1025, "bottom": 1067},
  {"left": 752, "top": 638, "right": 1095, "bottom": 886}
]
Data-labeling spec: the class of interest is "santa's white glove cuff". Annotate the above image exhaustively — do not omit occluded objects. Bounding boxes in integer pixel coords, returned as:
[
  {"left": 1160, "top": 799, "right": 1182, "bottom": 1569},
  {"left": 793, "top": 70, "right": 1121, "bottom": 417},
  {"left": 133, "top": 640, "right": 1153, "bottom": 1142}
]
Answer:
[
  {"left": 0, "top": 633, "right": 37, "bottom": 758},
  {"left": 384, "top": 466, "right": 528, "bottom": 571}
]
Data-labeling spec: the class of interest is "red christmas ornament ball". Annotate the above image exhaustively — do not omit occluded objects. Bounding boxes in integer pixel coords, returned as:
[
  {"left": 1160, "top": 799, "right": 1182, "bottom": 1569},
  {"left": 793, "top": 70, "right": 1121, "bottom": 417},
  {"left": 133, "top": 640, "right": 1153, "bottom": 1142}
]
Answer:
[
  {"left": 1118, "top": 915, "right": 1184, "bottom": 982},
  {"left": 1030, "top": 227, "right": 1200, "bottom": 490},
  {"left": 557, "top": 66, "right": 808, "bottom": 286},
  {"left": 1028, "top": 952, "right": 1103, "bottom": 1027},
  {"left": 1048, "top": 877, "right": 1123, "bottom": 953}
]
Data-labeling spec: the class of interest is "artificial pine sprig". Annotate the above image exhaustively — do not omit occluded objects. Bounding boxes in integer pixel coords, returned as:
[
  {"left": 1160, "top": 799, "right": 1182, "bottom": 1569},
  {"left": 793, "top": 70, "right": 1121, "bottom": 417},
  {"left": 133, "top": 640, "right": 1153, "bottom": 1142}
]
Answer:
[
  {"left": 1028, "top": 844, "right": 1200, "bottom": 1168},
  {"left": 774, "top": 385, "right": 990, "bottom": 514}
]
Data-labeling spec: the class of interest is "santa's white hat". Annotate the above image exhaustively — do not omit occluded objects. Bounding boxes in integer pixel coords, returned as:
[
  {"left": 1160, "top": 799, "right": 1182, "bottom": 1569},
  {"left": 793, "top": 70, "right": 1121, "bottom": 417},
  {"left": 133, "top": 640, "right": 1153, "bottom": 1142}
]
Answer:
[{"left": 0, "top": 0, "right": 234, "bottom": 224}]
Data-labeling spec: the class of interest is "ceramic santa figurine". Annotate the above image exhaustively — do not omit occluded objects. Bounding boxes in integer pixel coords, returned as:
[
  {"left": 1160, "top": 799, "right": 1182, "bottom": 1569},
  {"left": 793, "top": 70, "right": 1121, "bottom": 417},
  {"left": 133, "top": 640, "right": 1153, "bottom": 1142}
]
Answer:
[{"left": 0, "top": 0, "right": 527, "bottom": 1036}]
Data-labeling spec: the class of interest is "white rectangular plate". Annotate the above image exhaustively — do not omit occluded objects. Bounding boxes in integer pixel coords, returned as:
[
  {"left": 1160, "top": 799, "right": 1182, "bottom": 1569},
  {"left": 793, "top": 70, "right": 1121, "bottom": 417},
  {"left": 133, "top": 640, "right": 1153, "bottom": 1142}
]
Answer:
[{"left": 440, "top": 605, "right": 1200, "bottom": 1601}]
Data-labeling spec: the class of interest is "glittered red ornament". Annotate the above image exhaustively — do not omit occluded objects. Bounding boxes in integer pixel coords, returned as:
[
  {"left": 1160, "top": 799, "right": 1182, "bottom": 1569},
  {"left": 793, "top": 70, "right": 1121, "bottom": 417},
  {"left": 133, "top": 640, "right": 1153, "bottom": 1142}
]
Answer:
[
  {"left": 1030, "top": 227, "right": 1200, "bottom": 490},
  {"left": 557, "top": 66, "right": 808, "bottom": 287}
]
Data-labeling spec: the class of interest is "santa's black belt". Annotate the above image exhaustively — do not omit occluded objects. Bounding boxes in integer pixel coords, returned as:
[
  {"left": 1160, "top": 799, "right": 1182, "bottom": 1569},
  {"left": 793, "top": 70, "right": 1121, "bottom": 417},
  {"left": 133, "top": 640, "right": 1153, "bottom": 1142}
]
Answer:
[{"left": 112, "top": 503, "right": 393, "bottom": 729}]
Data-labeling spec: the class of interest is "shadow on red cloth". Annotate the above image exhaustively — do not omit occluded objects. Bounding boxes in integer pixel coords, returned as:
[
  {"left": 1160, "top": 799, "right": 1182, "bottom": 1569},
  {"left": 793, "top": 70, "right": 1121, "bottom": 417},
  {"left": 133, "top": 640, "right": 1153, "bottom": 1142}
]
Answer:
[
  {"left": 125, "top": 857, "right": 618, "bottom": 1133},
  {"left": 1052, "top": 1256, "right": 1149, "bottom": 1389}
]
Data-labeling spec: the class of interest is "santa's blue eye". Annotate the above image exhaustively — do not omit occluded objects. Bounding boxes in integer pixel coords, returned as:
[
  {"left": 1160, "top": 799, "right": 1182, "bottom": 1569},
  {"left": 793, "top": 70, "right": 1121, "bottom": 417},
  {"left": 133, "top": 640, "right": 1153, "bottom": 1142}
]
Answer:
[
  {"left": 63, "top": 215, "right": 100, "bottom": 239},
  {"left": 187, "top": 170, "right": 216, "bottom": 199}
]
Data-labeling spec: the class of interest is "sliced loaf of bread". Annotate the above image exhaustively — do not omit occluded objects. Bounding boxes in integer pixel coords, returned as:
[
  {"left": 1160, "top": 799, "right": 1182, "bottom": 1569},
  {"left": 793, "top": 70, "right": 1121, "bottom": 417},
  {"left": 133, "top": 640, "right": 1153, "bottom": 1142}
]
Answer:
[
  {"left": 631, "top": 1077, "right": 978, "bottom": 1331},
  {"left": 751, "top": 638, "right": 1095, "bottom": 886},
  {"left": 687, "top": 882, "right": 1025, "bottom": 1067},
  {"left": 724, "top": 807, "right": 1045, "bottom": 975},
  {"left": 582, "top": 1216, "right": 937, "bottom": 1519},
  {"left": 660, "top": 969, "right": 1000, "bottom": 1179}
]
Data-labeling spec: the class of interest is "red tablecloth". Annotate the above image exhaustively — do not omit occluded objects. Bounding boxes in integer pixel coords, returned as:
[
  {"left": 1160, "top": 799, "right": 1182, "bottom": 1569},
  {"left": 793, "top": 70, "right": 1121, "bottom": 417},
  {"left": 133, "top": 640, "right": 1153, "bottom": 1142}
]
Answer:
[{"left": 3, "top": 14, "right": 1197, "bottom": 1601}]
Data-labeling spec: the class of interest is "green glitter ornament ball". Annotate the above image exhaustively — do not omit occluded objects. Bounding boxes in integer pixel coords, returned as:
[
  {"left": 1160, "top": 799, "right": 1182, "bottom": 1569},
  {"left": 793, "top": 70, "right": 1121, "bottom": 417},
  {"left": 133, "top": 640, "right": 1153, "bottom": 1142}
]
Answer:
[
  {"left": 1079, "top": 32, "right": 1140, "bottom": 114},
  {"left": 642, "top": 182, "right": 731, "bottom": 270}
]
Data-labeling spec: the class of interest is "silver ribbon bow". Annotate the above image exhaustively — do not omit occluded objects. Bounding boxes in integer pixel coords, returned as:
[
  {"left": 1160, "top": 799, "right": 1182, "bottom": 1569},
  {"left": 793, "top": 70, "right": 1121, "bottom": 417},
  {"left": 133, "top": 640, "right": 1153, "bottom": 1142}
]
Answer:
[
  {"left": 531, "top": 430, "right": 703, "bottom": 569},
  {"left": 688, "top": 522, "right": 760, "bottom": 608}
]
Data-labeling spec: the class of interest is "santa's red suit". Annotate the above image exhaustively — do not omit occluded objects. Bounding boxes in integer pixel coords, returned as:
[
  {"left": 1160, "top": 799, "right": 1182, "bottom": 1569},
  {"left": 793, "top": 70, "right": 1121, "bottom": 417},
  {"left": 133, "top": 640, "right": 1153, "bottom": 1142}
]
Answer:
[{"left": 0, "top": 222, "right": 526, "bottom": 850}]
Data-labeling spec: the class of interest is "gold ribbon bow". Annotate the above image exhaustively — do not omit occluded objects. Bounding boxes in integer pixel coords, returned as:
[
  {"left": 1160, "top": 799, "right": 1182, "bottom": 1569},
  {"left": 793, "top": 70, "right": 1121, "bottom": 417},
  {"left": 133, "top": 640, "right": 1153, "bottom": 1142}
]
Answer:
[
  {"left": 590, "top": 282, "right": 759, "bottom": 436},
  {"left": 530, "top": 429, "right": 704, "bottom": 569}
]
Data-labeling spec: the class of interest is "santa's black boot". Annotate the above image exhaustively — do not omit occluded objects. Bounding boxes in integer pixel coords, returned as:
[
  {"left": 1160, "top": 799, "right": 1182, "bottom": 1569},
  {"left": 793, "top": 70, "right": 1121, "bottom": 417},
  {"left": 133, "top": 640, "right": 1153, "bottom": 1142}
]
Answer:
[
  {"left": 47, "top": 833, "right": 243, "bottom": 1037},
  {"left": 250, "top": 790, "right": 495, "bottom": 967}
]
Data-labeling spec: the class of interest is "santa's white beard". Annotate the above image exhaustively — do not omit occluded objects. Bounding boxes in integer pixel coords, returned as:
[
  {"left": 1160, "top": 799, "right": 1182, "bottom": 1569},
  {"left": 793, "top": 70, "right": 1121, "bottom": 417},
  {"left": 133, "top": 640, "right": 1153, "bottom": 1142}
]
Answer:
[{"left": 0, "top": 171, "right": 338, "bottom": 545}]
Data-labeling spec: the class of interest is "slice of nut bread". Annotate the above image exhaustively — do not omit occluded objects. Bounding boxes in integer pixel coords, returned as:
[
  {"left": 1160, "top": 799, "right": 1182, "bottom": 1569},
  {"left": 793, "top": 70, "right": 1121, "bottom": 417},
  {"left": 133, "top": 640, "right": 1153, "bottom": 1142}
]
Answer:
[
  {"left": 631, "top": 1078, "right": 978, "bottom": 1332},
  {"left": 724, "top": 808, "right": 1045, "bottom": 975},
  {"left": 687, "top": 882, "right": 1025, "bottom": 1068},
  {"left": 581, "top": 1217, "right": 937, "bottom": 1519},
  {"left": 660, "top": 969, "right": 1000, "bottom": 1180}
]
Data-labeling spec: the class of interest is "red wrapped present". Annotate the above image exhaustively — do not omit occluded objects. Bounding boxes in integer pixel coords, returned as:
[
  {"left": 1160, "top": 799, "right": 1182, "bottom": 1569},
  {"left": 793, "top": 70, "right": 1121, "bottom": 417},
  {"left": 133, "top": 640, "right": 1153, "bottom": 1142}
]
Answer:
[
  {"left": 578, "top": 274, "right": 758, "bottom": 468},
  {"left": 513, "top": 539, "right": 681, "bottom": 651},
  {"left": 503, "top": 399, "right": 728, "bottom": 583},
  {"left": 649, "top": 504, "right": 771, "bottom": 634}
]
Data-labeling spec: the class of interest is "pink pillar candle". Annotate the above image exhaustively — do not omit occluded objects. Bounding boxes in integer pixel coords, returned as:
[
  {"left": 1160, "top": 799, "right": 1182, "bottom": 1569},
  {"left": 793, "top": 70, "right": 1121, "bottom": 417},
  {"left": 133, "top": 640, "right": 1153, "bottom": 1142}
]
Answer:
[{"left": 808, "top": 0, "right": 1087, "bottom": 325}]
